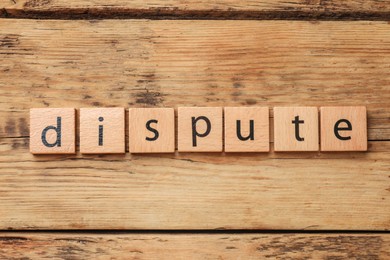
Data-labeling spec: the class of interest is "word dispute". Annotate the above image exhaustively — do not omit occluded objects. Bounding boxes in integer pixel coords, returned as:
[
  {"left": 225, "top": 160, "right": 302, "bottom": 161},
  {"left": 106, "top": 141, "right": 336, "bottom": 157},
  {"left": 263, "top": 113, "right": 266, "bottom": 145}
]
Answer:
[{"left": 29, "top": 106, "right": 367, "bottom": 154}]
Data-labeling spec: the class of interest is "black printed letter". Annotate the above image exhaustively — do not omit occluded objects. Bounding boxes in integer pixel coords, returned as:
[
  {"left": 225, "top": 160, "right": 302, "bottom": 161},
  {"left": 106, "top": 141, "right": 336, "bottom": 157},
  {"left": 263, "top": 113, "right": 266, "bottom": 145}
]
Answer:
[
  {"left": 236, "top": 120, "right": 254, "bottom": 141},
  {"left": 192, "top": 116, "right": 211, "bottom": 147},
  {"left": 292, "top": 116, "right": 304, "bottom": 141},
  {"left": 146, "top": 119, "right": 159, "bottom": 141},
  {"left": 41, "top": 117, "right": 62, "bottom": 147},
  {"left": 98, "top": 117, "right": 104, "bottom": 146},
  {"left": 334, "top": 119, "right": 352, "bottom": 140}
]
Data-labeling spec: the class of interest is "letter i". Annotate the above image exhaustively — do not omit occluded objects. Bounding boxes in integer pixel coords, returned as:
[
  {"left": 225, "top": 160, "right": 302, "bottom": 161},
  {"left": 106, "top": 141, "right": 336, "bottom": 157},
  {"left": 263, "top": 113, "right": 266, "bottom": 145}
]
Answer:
[{"left": 99, "top": 117, "right": 104, "bottom": 146}]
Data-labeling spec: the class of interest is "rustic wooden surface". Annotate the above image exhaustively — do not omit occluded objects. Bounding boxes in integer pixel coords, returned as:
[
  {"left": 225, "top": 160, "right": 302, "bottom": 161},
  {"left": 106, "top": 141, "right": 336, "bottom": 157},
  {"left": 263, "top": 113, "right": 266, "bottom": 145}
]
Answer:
[
  {"left": 0, "top": 1, "right": 390, "bottom": 257},
  {"left": 1, "top": 233, "right": 390, "bottom": 259},
  {"left": 0, "top": 19, "right": 389, "bottom": 231},
  {"left": 2, "top": 0, "right": 390, "bottom": 19}
]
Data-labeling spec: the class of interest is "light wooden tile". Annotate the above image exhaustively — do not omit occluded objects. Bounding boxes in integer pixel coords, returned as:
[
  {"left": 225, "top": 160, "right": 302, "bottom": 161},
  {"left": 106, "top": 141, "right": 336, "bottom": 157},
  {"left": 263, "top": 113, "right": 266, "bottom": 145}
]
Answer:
[
  {"left": 129, "top": 108, "right": 175, "bottom": 153},
  {"left": 224, "top": 107, "right": 269, "bottom": 152},
  {"left": 320, "top": 106, "right": 367, "bottom": 151},
  {"left": 80, "top": 108, "right": 125, "bottom": 154},
  {"left": 30, "top": 108, "right": 76, "bottom": 154},
  {"left": 178, "top": 107, "right": 223, "bottom": 152},
  {"left": 274, "top": 107, "right": 319, "bottom": 151}
]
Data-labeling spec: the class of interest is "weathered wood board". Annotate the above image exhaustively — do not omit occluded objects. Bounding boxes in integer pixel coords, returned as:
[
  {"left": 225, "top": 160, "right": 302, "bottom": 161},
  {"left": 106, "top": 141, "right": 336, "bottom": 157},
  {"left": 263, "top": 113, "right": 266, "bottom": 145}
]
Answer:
[
  {"left": 0, "top": 19, "right": 389, "bottom": 230},
  {"left": 2, "top": 0, "right": 390, "bottom": 19},
  {"left": 1, "top": 233, "right": 390, "bottom": 259}
]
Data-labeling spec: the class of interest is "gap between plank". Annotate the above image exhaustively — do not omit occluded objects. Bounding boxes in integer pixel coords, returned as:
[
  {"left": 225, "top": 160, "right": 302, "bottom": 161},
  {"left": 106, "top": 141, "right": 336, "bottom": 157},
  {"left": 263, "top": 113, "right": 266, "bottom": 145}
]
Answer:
[{"left": 1, "top": 229, "right": 390, "bottom": 234}]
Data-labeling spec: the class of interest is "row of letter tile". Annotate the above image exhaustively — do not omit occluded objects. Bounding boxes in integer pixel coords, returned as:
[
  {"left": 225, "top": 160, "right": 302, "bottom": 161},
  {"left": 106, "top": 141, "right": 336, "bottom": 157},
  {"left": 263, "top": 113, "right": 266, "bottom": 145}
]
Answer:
[{"left": 30, "top": 106, "right": 367, "bottom": 154}]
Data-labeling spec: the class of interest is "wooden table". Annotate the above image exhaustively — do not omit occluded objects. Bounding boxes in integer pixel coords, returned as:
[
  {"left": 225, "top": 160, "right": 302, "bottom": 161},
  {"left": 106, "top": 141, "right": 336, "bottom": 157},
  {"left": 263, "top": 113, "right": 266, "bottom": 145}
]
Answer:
[{"left": 1, "top": 1, "right": 389, "bottom": 258}]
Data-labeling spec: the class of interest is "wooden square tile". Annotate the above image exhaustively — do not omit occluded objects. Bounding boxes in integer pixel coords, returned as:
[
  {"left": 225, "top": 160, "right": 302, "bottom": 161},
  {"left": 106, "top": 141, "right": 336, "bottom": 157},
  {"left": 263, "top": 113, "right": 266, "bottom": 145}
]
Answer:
[
  {"left": 30, "top": 108, "right": 76, "bottom": 154},
  {"left": 320, "top": 106, "right": 367, "bottom": 151},
  {"left": 274, "top": 107, "right": 319, "bottom": 151},
  {"left": 178, "top": 107, "right": 223, "bottom": 152},
  {"left": 224, "top": 107, "right": 269, "bottom": 152},
  {"left": 129, "top": 108, "right": 175, "bottom": 153},
  {"left": 80, "top": 108, "right": 125, "bottom": 154}
]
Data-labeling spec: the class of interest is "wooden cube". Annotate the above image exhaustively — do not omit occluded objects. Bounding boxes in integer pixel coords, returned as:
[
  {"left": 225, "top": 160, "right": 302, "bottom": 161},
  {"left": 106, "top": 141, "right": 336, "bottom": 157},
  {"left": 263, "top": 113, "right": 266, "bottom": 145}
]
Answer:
[
  {"left": 178, "top": 107, "right": 223, "bottom": 152},
  {"left": 30, "top": 108, "right": 76, "bottom": 154},
  {"left": 80, "top": 108, "right": 125, "bottom": 154},
  {"left": 224, "top": 107, "right": 269, "bottom": 152},
  {"left": 129, "top": 108, "right": 175, "bottom": 153},
  {"left": 274, "top": 107, "right": 319, "bottom": 151},
  {"left": 320, "top": 106, "right": 367, "bottom": 151}
]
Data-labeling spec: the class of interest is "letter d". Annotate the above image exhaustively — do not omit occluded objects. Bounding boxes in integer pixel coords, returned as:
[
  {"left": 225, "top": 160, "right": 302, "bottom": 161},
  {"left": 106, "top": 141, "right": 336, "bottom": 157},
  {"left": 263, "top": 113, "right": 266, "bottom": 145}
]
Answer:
[{"left": 41, "top": 117, "right": 62, "bottom": 147}]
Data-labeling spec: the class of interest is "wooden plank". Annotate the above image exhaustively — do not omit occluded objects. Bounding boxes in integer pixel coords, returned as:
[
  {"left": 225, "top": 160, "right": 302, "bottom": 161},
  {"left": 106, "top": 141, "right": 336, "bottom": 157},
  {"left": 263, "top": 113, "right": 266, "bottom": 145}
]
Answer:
[
  {"left": 0, "top": 20, "right": 389, "bottom": 230},
  {"left": 1, "top": 137, "right": 389, "bottom": 230},
  {"left": 0, "top": 20, "right": 389, "bottom": 141},
  {"left": 1, "top": 233, "right": 390, "bottom": 259},
  {"left": 2, "top": 1, "right": 390, "bottom": 20}
]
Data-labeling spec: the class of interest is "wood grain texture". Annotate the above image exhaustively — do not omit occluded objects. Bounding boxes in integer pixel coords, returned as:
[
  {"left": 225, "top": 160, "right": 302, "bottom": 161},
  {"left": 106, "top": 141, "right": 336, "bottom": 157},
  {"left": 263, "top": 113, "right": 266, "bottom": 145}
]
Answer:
[
  {"left": 0, "top": 20, "right": 389, "bottom": 140},
  {"left": 1, "top": 137, "right": 389, "bottom": 230},
  {"left": 0, "top": 233, "right": 390, "bottom": 259},
  {"left": 0, "top": 19, "right": 389, "bottom": 230},
  {"left": 2, "top": 0, "right": 390, "bottom": 20}
]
